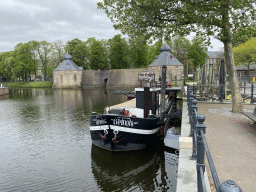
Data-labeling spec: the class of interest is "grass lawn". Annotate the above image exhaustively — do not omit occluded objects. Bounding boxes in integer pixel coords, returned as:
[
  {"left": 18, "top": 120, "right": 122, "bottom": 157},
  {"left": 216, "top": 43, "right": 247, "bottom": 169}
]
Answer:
[{"left": 5, "top": 81, "right": 53, "bottom": 88}]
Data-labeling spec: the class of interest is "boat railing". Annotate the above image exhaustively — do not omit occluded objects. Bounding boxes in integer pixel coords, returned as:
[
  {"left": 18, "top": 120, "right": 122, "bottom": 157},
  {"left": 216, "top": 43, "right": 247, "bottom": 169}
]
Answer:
[{"left": 186, "top": 84, "right": 242, "bottom": 192}]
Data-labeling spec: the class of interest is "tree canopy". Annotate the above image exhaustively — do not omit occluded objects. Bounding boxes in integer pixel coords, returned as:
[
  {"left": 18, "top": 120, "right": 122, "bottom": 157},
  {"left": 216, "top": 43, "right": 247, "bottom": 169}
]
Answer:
[
  {"left": 233, "top": 37, "right": 256, "bottom": 81},
  {"left": 98, "top": 0, "right": 256, "bottom": 112},
  {"left": 232, "top": 25, "right": 256, "bottom": 47},
  {"left": 188, "top": 35, "right": 209, "bottom": 69},
  {"left": 108, "top": 34, "right": 130, "bottom": 69}
]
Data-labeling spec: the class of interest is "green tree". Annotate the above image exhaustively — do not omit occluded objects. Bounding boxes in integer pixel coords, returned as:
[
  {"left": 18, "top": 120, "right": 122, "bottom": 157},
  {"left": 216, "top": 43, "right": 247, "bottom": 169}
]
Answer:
[
  {"left": 65, "top": 38, "right": 82, "bottom": 56},
  {"left": 72, "top": 42, "right": 90, "bottom": 70},
  {"left": 98, "top": 0, "right": 256, "bottom": 112},
  {"left": 28, "top": 40, "right": 40, "bottom": 78},
  {"left": 0, "top": 51, "right": 15, "bottom": 80},
  {"left": 108, "top": 34, "right": 130, "bottom": 69},
  {"left": 15, "top": 43, "right": 36, "bottom": 81},
  {"left": 36, "top": 41, "right": 53, "bottom": 79},
  {"left": 53, "top": 40, "right": 65, "bottom": 64},
  {"left": 233, "top": 25, "right": 256, "bottom": 47},
  {"left": 128, "top": 35, "right": 148, "bottom": 68},
  {"left": 90, "top": 39, "right": 108, "bottom": 70},
  {"left": 233, "top": 37, "right": 256, "bottom": 82},
  {"left": 147, "top": 40, "right": 163, "bottom": 65},
  {"left": 188, "top": 36, "right": 209, "bottom": 69},
  {"left": 170, "top": 35, "right": 192, "bottom": 76}
]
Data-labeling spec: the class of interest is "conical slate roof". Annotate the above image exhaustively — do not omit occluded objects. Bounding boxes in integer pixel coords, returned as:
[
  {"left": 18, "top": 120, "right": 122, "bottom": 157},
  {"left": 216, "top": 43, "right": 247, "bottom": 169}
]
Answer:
[
  {"left": 149, "top": 43, "right": 183, "bottom": 67},
  {"left": 54, "top": 53, "right": 83, "bottom": 71},
  {"left": 63, "top": 53, "right": 73, "bottom": 60}
]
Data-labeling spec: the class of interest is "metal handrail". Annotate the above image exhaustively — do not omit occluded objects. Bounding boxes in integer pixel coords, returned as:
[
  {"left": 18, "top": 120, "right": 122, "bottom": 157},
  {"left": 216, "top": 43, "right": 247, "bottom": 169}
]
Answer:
[
  {"left": 200, "top": 129, "right": 220, "bottom": 189},
  {"left": 186, "top": 84, "right": 242, "bottom": 192}
]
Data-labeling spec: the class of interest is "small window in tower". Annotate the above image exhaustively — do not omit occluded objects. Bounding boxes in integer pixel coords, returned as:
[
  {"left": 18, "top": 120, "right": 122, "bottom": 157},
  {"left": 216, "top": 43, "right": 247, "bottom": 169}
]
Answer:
[
  {"left": 74, "top": 74, "right": 77, "bottom": 82},
  {"left": 176, "top": 66, "right": 178, "bottom": 68}
]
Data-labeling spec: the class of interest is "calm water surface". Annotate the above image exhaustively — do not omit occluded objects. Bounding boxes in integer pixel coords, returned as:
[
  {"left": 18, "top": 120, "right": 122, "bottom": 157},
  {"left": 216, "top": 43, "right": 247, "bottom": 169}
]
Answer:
[{"left": 0, "top": 88, "right": 178, "bottom": 192}]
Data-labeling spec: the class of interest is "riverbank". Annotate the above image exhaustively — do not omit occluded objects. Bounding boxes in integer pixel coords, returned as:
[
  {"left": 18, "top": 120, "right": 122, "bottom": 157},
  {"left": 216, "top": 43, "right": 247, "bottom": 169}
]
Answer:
[
  {"left": 0, "top": 87, "right": 9, "bottom": 95},
  {"left": 5, "top": 81, "right": 53, "bottom": 88}
]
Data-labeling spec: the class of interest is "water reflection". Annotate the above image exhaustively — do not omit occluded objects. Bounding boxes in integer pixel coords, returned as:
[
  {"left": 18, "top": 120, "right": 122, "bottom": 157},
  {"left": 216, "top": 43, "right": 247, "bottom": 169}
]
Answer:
[
  {"left": 91, "top": 144, "right": 178, "bottom": 191},
  {"left": 0, "top": 88, "right": 179, "bottom": 191}
]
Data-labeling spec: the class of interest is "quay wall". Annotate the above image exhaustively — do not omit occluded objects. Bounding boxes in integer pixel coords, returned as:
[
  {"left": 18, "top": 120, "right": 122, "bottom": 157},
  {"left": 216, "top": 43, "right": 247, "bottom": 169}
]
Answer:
[
  {"left": 176, "top": 98, "right": 211, "bottom": 192},
  {"left": 82, "top": 68, "right": 148, "bottom": 87},
  {"left": 0, "top": 88, "right": 9, "bottom": 95}
]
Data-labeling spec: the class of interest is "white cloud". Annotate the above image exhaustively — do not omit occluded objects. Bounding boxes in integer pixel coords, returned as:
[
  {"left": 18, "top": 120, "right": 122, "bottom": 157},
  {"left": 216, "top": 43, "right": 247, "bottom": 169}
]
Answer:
[{"left": 0, "top": 0, "right": 223, "bottom": 52}]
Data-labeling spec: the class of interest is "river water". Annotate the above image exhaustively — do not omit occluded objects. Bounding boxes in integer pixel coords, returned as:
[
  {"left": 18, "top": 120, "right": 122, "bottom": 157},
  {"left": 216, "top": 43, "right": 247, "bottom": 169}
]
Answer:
[{"left": 0, "top": 88, "right": 179, "bottom": 192}]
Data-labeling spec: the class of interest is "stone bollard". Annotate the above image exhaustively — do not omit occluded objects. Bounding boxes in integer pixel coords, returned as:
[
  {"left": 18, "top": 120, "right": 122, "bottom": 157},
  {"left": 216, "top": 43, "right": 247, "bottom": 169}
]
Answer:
[
  {"left": 196, "top": 114, "right": 206, "bottom": 192},
  {"left": 218, "top": 180, "right": 242, "bottom": 192}
]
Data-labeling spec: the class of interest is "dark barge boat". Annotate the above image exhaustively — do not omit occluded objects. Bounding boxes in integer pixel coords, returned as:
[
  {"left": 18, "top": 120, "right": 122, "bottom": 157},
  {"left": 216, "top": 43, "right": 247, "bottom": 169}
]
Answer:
[{"left": 90, "top": 87, "right": 162, "bottom": 151}]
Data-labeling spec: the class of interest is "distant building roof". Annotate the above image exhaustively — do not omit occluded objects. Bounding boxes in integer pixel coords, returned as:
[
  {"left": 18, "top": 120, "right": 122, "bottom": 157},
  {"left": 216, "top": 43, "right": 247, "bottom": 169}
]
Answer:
[
  {"left": 54, "top": 53, "right": 83, "bottom": 71},
  {"left": 236, "top": 64, "right": 256, "bottom": 71},
  {"left": 207, "top": 51, "right": 224, "bottom": 58},
  {"left": 149, "top": 43, "right": 183, "bottom": 67}
]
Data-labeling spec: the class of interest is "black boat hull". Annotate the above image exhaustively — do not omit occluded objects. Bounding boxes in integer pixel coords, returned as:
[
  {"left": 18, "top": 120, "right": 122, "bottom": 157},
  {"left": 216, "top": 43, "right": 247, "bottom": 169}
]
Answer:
[{"left": 90, "top": 114, "right": 160, "bottom": 151}]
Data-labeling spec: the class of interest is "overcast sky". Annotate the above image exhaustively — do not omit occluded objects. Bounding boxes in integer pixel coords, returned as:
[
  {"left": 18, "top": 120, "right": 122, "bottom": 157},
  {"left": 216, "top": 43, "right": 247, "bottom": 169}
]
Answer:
[{"left": 0, "top": 0, "right": 223, "bottom": 52}]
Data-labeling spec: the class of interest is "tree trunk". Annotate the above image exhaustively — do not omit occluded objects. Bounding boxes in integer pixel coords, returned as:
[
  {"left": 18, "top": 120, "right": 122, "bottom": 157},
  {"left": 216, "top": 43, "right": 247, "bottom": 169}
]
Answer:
[{"left": 223, "top": 37, "right": 243, "bottom": 113}]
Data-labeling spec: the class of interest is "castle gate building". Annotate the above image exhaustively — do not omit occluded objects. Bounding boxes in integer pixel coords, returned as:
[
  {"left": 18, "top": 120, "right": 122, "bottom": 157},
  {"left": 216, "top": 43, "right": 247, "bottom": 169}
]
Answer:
[
  {"left": 148, "top": 43, "right": 184, "bottom": 81},
  {"left": 53, "top": 53, "right": 83, "bottom": 88}
]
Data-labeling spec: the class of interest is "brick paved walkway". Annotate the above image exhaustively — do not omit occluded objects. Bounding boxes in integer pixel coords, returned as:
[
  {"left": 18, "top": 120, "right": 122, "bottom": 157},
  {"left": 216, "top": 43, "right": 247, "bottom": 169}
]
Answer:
[{"left": 197, "top": 103, "right": 256, "bottom": 192}]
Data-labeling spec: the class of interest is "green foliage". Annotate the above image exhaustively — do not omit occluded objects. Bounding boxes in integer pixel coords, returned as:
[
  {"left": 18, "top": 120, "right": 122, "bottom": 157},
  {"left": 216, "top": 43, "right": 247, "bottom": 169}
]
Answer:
[
  {"left": 65, "top": 38, "right": 82, "bottom": 55},
  {"left": 52, "top": 40, "right": 65, "bottom": 65},
  {"left": 128, "top": 35, "right": 148, "bottom": 68},
  {"left": 37, "top": 41, "right": 53, "bottom": 78},
  {"left": 97, "top": 0, "right": 255, "bottom": 43},
  {"left": 72, "top": 42, "right": 90, "bottom": 70},
  {"left": 188, "top": 36, "right": 209, "bottom": 69},
  {"left": 5, "top": 81, "right": 53, "bottom": 88},
  {"left": 233, "top": 37, "right": 256, "bottom": 66},
  {"left": 233, "top": 25, "right": 256, "bottom": 47},
  {"left": 0, "top": 51, "right": 15, "bottom": 80},
  {"left": 132, "top": 40, "right": 148, "bottom": 68},
  {"left": 108, "top": 34, "right": 130, "bottom": 69},
  {"left": 15, "top": 43, "right": 36, "bottom": 80},
  {"left": 90, "top": 39, "right": 109, "bottom": 70},
  {"left": 147, "top": 40, "right": 163, "bottom": 65}
]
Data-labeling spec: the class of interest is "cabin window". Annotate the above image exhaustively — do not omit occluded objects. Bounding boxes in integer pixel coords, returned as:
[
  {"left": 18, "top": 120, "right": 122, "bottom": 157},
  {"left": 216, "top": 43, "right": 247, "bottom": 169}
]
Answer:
[{"left": 74, "top": 74, "right": 77, "bottom": 82}]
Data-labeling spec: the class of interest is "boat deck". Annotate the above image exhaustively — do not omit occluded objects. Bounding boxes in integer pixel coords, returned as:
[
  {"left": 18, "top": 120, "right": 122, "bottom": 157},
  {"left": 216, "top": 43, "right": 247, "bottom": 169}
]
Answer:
[
  {"left": 109, "top": 94, "right": 169, "bottom": 109},
  {"left": 110, "top": 98, "right": 136, "bottom": 108}
]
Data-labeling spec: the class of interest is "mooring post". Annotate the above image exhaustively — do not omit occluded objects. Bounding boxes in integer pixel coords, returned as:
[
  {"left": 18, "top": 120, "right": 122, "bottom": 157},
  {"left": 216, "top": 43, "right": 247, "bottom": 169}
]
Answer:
[
  {"left": 159, "top": 65, "right": 167, "bottom": 139},
  {"left": 251, "top": 82, "right": 254, "bottom": 103},
  {"left": 160, "top": 65, "right": 167, "bottom": 125},
  {"left": 196, "top": 114, "right": 206, "bottom": 192},
  {"left": 244, "top": 81, "right": 246, "bottom": 95}
]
